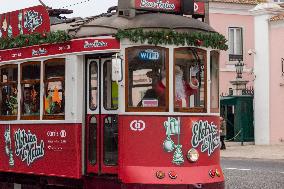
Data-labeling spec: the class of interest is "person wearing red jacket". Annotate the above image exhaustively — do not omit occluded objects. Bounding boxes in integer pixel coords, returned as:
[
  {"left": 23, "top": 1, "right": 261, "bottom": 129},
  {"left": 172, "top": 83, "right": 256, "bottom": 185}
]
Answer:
[
  {"left": 175, "top": 65, "right": 199, "bottom": 108},
  {"left": 138, "top": 66, "right": 199, "bottom": 108}
]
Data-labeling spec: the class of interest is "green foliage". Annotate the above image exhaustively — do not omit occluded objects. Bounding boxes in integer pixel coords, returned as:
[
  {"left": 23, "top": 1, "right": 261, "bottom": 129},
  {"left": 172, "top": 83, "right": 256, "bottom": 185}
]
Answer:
[
  {"left": 6, "top": 96, "right": 18, "bottom": 115},
  {"left": 115, "top": 29, "right": 228, "bottom": 50},
  {"left": 0, "top": 31, "right": 72, "bottom": 50}
]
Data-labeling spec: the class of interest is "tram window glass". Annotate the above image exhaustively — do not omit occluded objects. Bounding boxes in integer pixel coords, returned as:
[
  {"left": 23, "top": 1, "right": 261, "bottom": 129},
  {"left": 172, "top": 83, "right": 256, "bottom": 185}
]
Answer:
[
  {"left": 43, "top": 59, "right": 65, "bottom": 119},
  {"left": 89, "top": 61, "right": 98, "bottom": 110},
  {"left": 88, "top": 117, "right": 97, "bottom": 165},
  {"left": 104, "top": 115, "right": 118, "bottom": 166},
  {"left": 0, "top": 65, "right": 18, "bottom": 119},
  {"left": 103, "top": 60, "right": 118, "bottom": 110},
  {"left": 174, "top": 48, "right": 206, "bottom": 112},
  {"left": 126, "top": 47, "right": 168, "bottom": 111},
  {"left": 21, "top": 62, "right": 40, "bottom": 119},
  {"left": 210, "top": 51, "right": 220, "bottom": 113}
]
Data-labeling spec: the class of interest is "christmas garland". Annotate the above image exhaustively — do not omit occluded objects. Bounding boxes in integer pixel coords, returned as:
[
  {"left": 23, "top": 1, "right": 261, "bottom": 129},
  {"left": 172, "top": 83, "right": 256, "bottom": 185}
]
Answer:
[
  {"left": 0, "top": 29, "right": 228, "bottom": 50},
  {"left": 0, "top": 31, "right": 72, "bottom": 50},
  {"left": 115, "top": 29, "right": 228, "bottom": 50}
]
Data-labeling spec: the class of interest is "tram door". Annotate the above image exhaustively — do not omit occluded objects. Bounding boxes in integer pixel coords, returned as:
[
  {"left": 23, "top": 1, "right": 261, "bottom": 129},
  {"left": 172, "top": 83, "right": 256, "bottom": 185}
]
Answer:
[{"left": 86, "top": 57, "right": 119, "bottom": 175}]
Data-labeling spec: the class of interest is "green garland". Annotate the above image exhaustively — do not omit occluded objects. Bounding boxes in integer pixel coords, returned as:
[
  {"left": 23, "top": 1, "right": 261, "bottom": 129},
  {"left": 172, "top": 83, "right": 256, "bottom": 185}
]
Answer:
[
  {"left": 0, "top": 29, "right": 227, "bottom": 50},
  {"left": 115, "top": 29, "right": 228, "bottom": 50},
  {"left": 0, "top": 31, "right": 72, "bottom": 50}
]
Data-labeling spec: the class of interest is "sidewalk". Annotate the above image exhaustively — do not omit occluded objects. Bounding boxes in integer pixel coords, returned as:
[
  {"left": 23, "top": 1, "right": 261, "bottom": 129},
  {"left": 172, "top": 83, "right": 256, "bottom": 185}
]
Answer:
[{"left": 220, "top": 142, "right": 284, "bottom": 160}]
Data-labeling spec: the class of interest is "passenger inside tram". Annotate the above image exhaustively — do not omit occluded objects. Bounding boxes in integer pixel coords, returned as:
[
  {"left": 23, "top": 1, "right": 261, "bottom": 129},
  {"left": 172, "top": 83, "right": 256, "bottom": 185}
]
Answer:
[
  {"left": 175, "top": 65, "right": 199, "bottom": 108},
  {"left": 138, "top": 65, "right": 199, "bottom": 109},
  {"left": 137, "top": 70, "right": 166, "bottom": 107},
  {"left": 22, "top": 85, "right": 40, "bottom": 115}
]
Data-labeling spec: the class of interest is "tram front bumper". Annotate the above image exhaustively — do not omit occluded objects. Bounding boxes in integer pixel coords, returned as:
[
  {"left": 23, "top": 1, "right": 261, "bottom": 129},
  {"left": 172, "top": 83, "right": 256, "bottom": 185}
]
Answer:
[{"left": 121, "top": 182, "right": 225, "bottom": 189}]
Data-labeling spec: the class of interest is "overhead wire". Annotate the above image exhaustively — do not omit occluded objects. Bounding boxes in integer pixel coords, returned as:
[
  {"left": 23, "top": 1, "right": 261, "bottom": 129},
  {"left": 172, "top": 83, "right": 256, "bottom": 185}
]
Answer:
[{"left": 61, "top": 0, "right": 92, "bottom": 9}]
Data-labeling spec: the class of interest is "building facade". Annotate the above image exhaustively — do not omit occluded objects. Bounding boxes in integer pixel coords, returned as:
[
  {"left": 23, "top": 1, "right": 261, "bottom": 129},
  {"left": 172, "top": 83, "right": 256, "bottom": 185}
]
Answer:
[{"left": 209, "top": 0, "right": 284, "bottom": 144}]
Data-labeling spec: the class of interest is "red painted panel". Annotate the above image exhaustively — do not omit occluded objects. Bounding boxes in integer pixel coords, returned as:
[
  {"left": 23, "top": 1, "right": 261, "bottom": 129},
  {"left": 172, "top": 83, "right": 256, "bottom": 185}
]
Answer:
[
  {"left": 0, "top": 123, "right": 82, "bottom": 179},
  {"left": 0, "top": 37, "right": 120, "bottom": 62},
  {"left": 119, "top": 115, "right": 223, "bottom": 184},
  {"left": 194, "top": 2, "right": 205, "bottom": 15},
  {"left": 135, "top": 0, "right": 181, "bottom": 12},
  {"left": 120, "top": 165, "right": 224, "bottom": 184},
  {"left": 0, "top": 5, "right": 50, "bottom": 38}
]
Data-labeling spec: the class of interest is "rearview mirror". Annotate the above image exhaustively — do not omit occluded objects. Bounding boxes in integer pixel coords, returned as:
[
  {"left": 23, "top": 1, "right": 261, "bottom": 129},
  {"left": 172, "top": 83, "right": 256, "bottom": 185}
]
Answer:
[{"left": 112, "top": 55, "right": 123, "bottom": 82}]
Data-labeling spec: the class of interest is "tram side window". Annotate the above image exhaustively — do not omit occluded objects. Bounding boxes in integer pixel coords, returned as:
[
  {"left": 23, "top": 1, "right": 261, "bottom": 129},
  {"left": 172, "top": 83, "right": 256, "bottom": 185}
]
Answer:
[
  {"left": 104, "top": 115, "right": 118, "bottom": 166},
  {"left": 174, "top": 48, "right": 206, "bottom": 112},
  {"left": 21, "top": 62, "right": 40, "bottom": 119},
  {"left": 103, "top": 60, "right": 118, "bottom": 110},
  {"left": 89, "top": 61, "right": 98, "bottom": 110},
  {"left": 43, "top": 59, "right": 65, "bottom": 119},
  {"left": 88, "top": 117, "right": 97, "bottom": 165},
  {"left": 210, "top": 51, "right": 220, "bottom": 113},
  {"left": 0, "top": 65, "right": 18, "bottom": 119},
  {"left": 126, "top": 47, "right": 168, "bottom": 111}
]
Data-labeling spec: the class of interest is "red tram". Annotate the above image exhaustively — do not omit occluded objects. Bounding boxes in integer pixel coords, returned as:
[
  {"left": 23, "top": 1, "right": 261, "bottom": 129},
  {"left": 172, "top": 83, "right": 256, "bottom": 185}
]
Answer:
[{"left": 0, "top": 1, "right": 227, "bottom": 189}]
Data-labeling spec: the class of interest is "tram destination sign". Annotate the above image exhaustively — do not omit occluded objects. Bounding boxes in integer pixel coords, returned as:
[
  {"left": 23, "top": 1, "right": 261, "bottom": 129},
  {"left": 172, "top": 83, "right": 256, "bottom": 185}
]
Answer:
[
  {"left": 134, "top": 0, "right": 205, "bottom": 15},
  {"left": 194, "top": 2, "right": 205, "bottom": 15},
  {"left": 0, "top": 5, "right": 50, "bottom": 39},
  {"left": 135, "top": 0, "right": 181, "bottom": 12},
  {"left": 0, "top": 37, "right": 120, "bottom": 62}
]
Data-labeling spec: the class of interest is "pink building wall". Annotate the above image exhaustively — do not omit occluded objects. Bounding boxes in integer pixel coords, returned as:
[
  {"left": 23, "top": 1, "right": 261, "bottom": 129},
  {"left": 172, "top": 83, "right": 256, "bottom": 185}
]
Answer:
[
  {"left": 210, "top": 2, "right": 284, "bottom": 144},
  {"left": 269, "top": 24, "right": 284, "bottom": 144},
  {"left": 209, "top": 13, "right": 255, "bottom": 95}
]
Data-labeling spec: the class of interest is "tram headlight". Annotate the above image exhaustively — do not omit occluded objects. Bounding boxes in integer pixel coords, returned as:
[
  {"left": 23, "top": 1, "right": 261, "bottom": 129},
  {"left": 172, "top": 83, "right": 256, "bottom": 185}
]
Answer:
[
  {"left": 187, "top": 148, "right": 199, "bottom": 163},
  {"left": 156, "top": 171, "right": 165, "bottom": 179},
  {"left": 168, "top": 171, "right": 177, "bottom": 179},
  {"left": 215, "top": 169, "right": 221, "bottom": 177}
]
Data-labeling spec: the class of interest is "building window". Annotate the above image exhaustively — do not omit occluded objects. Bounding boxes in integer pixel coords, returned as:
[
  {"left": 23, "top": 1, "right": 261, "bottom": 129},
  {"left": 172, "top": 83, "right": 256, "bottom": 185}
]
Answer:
[
  {"left": 174, "top": 48, "right": 206, "bottom": 112},
  {"left": 0, "top": 65, "right": 18, "bottom": 119},
  {"left": 21, "top": 62, "right": 40, "bottom": 119},
  {"left": 126, "top": 46, "right": 169, "bottom": 112},
  {"left": 43, "top": 58, "right": 65, "bottom": 119},
  {"left": 228, "top": 27, "right": 243, "bottom": 61}
]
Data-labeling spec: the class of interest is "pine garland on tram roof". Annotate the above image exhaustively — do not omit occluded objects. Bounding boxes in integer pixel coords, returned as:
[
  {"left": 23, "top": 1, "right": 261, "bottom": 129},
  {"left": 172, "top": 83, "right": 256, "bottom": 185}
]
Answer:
[
  {"left": 0, "top": 31, "right": 72, "bottom": 50},
  {"left": 115, "top": 29, "right": 228, "bottom": 51}
]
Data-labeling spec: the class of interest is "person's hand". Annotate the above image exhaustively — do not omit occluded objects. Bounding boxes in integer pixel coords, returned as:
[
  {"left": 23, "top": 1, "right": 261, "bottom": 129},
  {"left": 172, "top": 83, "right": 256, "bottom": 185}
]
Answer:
[{"left": 191, "top": 65, "right": 199, "bottom": 76}]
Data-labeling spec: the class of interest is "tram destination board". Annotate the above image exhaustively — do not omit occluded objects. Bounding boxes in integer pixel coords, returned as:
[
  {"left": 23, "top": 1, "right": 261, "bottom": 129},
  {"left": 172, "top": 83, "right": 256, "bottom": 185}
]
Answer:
[
  {"left": 133, "top": 0, "right": 205, "bottom": 15},
  {"left": 0, "top": 37, "right": 120, "bottom": 62}
]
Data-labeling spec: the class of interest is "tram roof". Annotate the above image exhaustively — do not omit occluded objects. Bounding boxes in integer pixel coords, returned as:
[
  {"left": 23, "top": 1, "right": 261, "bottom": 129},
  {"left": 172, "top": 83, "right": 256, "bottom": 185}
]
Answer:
[{"left": 51, "top": 12, "right": 216, "bottom": 38}]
